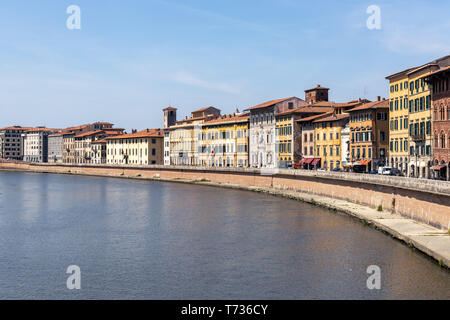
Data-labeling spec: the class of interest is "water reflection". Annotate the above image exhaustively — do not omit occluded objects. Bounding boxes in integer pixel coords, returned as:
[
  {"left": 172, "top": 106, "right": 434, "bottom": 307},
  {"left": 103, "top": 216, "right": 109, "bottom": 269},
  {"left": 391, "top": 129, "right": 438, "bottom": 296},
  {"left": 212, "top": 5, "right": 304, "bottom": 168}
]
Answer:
[{"left": 0, "top": 171, "right": 448, "bottom": 300}]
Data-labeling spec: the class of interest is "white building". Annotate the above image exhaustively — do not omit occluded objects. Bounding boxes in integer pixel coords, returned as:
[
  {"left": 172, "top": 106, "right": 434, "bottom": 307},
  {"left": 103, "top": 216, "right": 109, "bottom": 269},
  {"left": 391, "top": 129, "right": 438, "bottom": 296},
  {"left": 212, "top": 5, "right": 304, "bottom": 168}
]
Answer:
[
  {"left": 22, "top": 128, "right": 60, "bottom": 163},
  {"left": 245, "top": 97, "right": 306, "bottom": 168},
  {"left": 341, "top": 122, "right": 351, "bottom": 167}
]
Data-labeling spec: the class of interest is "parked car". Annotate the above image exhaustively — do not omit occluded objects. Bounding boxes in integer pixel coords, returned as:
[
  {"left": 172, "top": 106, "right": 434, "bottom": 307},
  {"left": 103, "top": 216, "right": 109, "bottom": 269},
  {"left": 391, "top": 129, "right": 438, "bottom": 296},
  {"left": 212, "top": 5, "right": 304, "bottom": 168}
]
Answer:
[
  {"left": 369, "top": 170, "right": 378, "bottom": 174},
  {"left": 378, "top": 167, "right": 399, "bottom": 176}
]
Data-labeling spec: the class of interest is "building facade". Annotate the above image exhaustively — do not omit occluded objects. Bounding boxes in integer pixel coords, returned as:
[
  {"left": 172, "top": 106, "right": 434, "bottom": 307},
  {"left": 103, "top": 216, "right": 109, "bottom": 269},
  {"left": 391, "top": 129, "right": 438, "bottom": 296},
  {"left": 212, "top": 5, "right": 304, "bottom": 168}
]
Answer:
[
  {"left": 22, "top": 128, "right": 60, "bottom": 163},
  {"left": 427, "top": 66, "right": 450, "bottom": 180},
  {"left": 386, "top": 68, "right": 414, "bottom": 175},
  {"left": 197, "top": 113, "right": 249, "bottom": 167},
  {"left": 0, "top": 126, "right": 32, "bottom": 160},
  {"left": 48, "top": 133, "right": 64, "bottom": 163},
  {"left": 91, "top": 139, "right": 107, "bottom": 164},
  {"left": 406, "top": 65, "right": 435, "bottom": 178},
  {"left": 106, "top": 129, "right": 164, "bottom": 165},
  {"left": 314, "top": 113, "right": 349, "bottom": 171},
  {"left": 348, "top": 99, "right": 389, "bottom": 172},
  {"left": 246, "top": 97, "right": 307, "bottom": 168}
]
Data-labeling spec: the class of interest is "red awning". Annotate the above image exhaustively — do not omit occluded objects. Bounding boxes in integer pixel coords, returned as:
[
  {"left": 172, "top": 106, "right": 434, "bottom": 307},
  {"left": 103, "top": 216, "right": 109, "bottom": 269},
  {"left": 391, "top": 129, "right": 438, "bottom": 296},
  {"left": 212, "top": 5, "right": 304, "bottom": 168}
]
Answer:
[
  {"left": 311, "top": 158, "right": 320, "bottom": 166},
  {"left": 304, "top": 158, "right": 313, "bottom": 164},
  {"left": 431, "top": 165, "right": 446, "bottom": 171},
  {"left": 358, "top": 159, "right": 372, "bottom": 165}
]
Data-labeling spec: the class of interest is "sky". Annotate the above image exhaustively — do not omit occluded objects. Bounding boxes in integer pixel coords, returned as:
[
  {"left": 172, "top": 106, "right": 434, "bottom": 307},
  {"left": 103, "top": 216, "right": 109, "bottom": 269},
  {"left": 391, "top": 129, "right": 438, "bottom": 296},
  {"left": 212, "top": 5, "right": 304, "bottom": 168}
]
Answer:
[{"left": 0, "top": 0, "right": 449, "bottom": 131}]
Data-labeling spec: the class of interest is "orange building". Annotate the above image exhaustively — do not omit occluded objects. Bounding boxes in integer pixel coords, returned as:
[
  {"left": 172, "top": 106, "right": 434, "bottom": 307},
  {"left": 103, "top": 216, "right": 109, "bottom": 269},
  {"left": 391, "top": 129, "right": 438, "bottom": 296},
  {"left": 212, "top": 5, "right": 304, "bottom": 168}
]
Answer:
[{"left": 347, "top": 99, "right": 389, "bottom": 172}]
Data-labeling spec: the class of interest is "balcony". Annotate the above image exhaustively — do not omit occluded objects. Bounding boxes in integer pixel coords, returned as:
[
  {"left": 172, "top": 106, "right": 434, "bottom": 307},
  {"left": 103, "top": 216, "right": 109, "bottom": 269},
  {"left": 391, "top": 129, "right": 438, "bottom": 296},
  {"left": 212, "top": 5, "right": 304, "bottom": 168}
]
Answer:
[{"left": 411, "top": 135, "right": 425, "bottom": 142}]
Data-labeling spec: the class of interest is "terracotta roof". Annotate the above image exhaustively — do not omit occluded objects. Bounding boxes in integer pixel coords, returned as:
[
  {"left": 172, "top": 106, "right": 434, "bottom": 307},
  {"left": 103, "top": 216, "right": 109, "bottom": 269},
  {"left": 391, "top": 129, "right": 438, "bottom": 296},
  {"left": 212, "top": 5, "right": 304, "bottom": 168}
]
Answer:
[
  {"left": 65, "top": 124, "right": 90, "bottom": 131},
  {"left": 74, "top": 130, "right": 105, "bottom": 139},
  {"left": 305, "top": 85, "right": 329, "bottom": 92},
  {"left": 91, "top": 139, "right": 107, "bottom": 144},
  {"left": 106, "top": 129, "right": 163, "bottom": 140},
  {"left": 244, "top": 97, "right": 296, "bottom": 111},
  {"left": 192, "top": 106, "right": 219, "bottom": 113},
  {"left": 295, "top": 112, "right": 334, "bottom": 123},
  {"left": 24, "top": 128, "right": 60, "bottom": 133},
  {"left": 313, "top": 113, "right": 349, "bottom": 123},
  {"left": 347, "top": 99, "right": 389, "bottom": 112},
  {"left": 406, "top": 63, "right": 439, "bottom": 75},
  {"left": 163, "top": 106, "right": 177, "bottom": 111},
  {"left": 204, "top": 113, "right": 249, "bottom": 125},
  {"left": 0, "top": 126, "right": 34, "bottom": 131},
  {"left": 385, "top": 67, "right": 418, "bottom": 80}
]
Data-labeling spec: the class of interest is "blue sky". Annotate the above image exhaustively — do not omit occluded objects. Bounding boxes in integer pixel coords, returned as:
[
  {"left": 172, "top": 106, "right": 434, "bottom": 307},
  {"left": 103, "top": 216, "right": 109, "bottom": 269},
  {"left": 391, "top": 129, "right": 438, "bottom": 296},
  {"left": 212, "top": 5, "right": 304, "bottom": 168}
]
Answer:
[{"left": 0, "top": 0, "right": 449, "bottom": 131}]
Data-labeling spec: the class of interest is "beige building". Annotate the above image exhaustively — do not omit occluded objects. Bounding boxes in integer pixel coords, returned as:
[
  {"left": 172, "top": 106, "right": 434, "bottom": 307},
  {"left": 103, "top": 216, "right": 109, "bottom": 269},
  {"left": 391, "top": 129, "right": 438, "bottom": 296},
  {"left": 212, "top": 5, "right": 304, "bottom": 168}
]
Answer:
[
  {"left": 106, "top": 129, "right": 164, "bottom": 165},
  {"left": 167, "top": 106, "right": 220, "bottom": 166}
]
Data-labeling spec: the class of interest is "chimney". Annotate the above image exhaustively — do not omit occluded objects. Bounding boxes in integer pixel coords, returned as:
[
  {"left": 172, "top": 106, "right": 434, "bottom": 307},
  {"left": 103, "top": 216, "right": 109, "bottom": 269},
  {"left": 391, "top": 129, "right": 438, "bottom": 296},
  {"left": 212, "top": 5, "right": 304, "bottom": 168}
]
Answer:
[
  {"left": 146, "top": 129, "right": 149, "bottom": 132},
  {"left": 377, "top": 96, "right": 381, "bottom": 101},
  {"left": 132, "top": 129, "right": 137, "bottom": 133},
  {"left": 317, "top": 84, "right": 321, "bottom": 88}
]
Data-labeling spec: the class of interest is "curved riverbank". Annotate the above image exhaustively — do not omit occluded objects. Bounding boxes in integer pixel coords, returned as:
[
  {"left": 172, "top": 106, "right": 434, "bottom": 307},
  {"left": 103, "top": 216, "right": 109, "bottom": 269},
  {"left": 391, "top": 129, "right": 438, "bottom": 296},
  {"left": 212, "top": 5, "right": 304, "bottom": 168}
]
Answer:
[{"left": 0, "top": 161, "right": 449, "bottom": 269}]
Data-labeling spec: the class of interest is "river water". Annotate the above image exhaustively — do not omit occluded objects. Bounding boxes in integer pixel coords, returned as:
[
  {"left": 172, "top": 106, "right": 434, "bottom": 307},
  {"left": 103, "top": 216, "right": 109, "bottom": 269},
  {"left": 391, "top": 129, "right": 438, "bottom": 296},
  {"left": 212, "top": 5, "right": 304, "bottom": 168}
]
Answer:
[{"left": 0, "top": 171, "right": 448, "bottom": 299}]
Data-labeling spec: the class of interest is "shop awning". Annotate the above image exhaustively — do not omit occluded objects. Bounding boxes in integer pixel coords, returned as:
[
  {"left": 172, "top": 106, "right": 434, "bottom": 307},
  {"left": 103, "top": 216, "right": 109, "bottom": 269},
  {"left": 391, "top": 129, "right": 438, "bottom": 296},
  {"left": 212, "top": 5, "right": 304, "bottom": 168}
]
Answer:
[
  {"left": 358, "top": 159, "right": 372, "bottom": 165},
  {"left": 311, "top": 158, "right": 320, "bottom": 166},
  {"left": 304, "top": 158, "right": 313, "bottom": 164},
  {"left": 431, "top": 165, "right": 446, "bottom": 171}
]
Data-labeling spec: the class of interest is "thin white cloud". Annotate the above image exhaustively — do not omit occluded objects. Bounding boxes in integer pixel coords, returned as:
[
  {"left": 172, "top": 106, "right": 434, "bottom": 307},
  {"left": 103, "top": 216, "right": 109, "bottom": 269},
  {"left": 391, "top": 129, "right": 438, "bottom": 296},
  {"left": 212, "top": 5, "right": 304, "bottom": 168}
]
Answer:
[
  {"left": 382, "top": 24, "right": 450, "bottom": 55},
  {"left": 172, "top": 71, "right": 240, "bottom": 94}
]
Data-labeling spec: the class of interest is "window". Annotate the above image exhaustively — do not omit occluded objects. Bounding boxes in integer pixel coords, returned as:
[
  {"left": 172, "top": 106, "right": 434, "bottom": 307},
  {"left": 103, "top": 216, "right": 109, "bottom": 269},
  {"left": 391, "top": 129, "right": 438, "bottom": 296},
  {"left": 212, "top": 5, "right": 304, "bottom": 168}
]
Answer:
[
  {"left": 380, "top": 131, "right": 386, "bottom": 142},
  {"left": 152, "top": 148, "right": 156, "bottom": 156}
]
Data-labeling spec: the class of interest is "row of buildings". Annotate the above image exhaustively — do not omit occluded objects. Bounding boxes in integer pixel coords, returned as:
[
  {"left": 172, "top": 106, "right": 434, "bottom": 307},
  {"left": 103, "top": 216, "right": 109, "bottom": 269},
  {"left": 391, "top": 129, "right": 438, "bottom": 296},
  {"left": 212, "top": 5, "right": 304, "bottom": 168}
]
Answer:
[
  {"left": 0, "top": 122, "right": 164, "bottom": 166},
  {"left": 161, "top": 90, "right": 390, "bottom": 174},
  {"left": 1, "top": 55, "right": 449, "bottom": 180}
]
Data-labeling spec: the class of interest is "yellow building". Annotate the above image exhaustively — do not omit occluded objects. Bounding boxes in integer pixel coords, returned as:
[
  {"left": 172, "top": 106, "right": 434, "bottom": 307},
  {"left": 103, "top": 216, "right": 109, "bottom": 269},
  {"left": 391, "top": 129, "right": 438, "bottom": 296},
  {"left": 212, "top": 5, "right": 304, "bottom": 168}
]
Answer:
[
  {"left": 106, "top": 129, "right": 164, "bottom": 165},
  {"left": 198, "top": 113, "right": 249, "bottom": 167},
  {"left": 275, "top": 113, "right": 294, "bottom": 164},
  {"left": 406, "top": 64, "right": 435, "bottom": 178},
  {"left": 385, "top": 55, "right": 450, "bottom": 178},
  {"left": 385, "top": 68, "right": 415, "bottom": 175},
  {"left": 168, "top": 106, "right": 220, "bottom": 166},
  {"left": 313, "top": 113, "right": 349, "bottom": 171}
]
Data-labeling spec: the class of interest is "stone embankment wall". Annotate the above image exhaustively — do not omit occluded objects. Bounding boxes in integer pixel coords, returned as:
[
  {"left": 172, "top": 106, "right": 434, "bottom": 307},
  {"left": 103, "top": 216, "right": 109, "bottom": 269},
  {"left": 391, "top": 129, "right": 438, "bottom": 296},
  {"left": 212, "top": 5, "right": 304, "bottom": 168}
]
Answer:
[{"left": 1, "top": 161, "right": 449, "bottom": 230}]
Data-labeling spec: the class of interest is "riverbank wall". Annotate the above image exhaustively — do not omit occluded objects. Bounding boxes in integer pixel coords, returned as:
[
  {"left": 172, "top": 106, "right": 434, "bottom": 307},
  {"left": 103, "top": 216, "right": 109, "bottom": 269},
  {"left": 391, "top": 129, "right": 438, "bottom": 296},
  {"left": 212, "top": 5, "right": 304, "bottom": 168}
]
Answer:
[{"left": 1, "top": 161, "right": 450, "bottom": 231}]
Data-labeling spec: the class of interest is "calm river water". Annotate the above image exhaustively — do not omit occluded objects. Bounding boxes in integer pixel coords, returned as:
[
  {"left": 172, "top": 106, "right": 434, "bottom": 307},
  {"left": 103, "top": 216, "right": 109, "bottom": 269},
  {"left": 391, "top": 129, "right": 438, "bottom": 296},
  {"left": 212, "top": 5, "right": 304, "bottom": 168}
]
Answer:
[{"left": 0, "top": 171, "right": 448, "bottom": 299}]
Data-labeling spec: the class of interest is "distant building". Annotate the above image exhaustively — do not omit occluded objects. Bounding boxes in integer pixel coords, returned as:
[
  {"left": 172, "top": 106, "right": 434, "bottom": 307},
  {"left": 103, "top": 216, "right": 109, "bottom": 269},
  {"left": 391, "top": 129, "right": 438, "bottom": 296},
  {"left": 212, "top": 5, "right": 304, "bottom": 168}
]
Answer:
[
  {"left": 48, "top": 133, "right": 64, "bottom": 163},
  {"left": 426, "top": 66, "right": 450, "bottom": 180},
  {"left": 91, "top": 139, "right": 107, "bottom": 164},
  {"left": 167, "top": 106, "right": 220, "bottom": 166},
  {"left": 313, "top": 113, "right": 350, "bottom": 171},
  {"left": 163, "top": 107, "right": 177, "bottom": 166},
  {"left": 61, "top": 122, "right": 122, "bottom": 164},
  {"left": 347, "top": 99, "right": 389, "bottom": 172},
  {"left": 106, "top": 129, "right": 164, "bottom": 165},
  {"left": 245, "top": 97, "right": 307, "bottom": 168},
  {"left": 276, "top": 105, "right": 332, "bottom": 166},
  {"left": 0, "top": 126, "right": 33, "bottom": 160},
  {"left": 198, "top": 112, "right": 250, "bottom": 167},
  {"left": 304, "top": 85, "right": 329, "bottom": 104},
  {"left": 22, "top": 127, "right": 60, "bottom": 163},
  {"left": 295, "top": 113, "right": 331, "bottom": 169}
]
